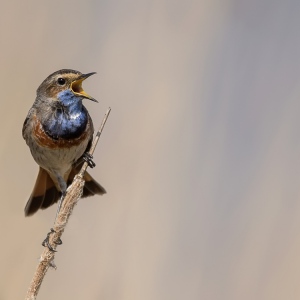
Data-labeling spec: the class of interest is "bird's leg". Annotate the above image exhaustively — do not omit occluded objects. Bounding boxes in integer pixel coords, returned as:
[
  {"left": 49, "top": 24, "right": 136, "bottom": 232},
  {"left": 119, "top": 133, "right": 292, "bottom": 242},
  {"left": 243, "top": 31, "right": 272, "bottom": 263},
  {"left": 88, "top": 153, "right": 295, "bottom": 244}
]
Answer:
[
  {"left": 42, "top": 177, "right": 66, "bottom": 252},
  {"left": 83, "top": 152, "right": 96, "bottom": 168},
  {"left": 55, "top": 190, "right": 67, "bottom": 220}
]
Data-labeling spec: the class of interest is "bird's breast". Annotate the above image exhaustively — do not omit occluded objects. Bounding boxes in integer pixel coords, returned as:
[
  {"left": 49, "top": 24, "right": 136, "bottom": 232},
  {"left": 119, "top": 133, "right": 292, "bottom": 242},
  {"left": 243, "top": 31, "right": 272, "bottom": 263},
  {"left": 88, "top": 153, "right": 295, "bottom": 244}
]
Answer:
[
  {"left": 43, "top": 107, "right": 88, "bottom": 140},
  {"left": 32, "top": 114, "right": 91, "bottom": 149}
]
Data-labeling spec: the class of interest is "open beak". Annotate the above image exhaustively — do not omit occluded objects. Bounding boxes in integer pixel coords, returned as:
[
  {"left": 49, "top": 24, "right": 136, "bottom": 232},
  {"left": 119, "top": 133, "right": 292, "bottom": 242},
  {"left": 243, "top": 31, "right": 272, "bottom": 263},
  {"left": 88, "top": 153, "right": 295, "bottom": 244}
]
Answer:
[{"left": 71, "top": 72, "right": 98, "bottom": 102}]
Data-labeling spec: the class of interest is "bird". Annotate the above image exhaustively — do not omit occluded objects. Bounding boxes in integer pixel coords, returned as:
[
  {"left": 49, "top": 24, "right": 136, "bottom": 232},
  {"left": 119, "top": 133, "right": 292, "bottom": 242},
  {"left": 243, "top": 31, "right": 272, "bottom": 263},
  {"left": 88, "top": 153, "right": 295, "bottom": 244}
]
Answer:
[{"left": 22, "top": 69, "right": 106, "bottom": 217}]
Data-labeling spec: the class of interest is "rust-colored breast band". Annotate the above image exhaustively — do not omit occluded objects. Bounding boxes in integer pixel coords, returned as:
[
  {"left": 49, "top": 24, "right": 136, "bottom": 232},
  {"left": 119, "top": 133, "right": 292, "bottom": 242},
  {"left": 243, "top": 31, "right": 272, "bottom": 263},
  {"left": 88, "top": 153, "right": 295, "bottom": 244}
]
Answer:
[{"left": 33, "top": 115, "right": 90, "bottom": 149}]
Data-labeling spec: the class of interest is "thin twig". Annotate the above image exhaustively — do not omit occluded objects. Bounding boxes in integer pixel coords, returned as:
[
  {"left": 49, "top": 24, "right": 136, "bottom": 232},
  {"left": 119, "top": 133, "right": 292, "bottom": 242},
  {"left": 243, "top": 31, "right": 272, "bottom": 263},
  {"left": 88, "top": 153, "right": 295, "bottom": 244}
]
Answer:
[{"left": 25, "top": 107, "right": 111, "bottom": 300}]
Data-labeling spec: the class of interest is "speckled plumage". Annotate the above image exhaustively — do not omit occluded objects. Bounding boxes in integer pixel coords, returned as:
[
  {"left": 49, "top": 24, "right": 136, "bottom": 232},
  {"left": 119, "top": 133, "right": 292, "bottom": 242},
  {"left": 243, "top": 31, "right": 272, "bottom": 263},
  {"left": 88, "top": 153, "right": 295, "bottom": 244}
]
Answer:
[{"left": 22, "top": 69, "right": 106, "bottom": 216}]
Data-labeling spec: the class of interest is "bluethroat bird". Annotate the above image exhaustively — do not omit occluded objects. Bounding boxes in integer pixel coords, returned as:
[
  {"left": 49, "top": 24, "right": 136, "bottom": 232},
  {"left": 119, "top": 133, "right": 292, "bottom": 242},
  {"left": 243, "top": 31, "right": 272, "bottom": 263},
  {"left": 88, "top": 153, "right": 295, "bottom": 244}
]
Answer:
[{"left": 23, "top": 69, "right": 106, "bottom": 217}]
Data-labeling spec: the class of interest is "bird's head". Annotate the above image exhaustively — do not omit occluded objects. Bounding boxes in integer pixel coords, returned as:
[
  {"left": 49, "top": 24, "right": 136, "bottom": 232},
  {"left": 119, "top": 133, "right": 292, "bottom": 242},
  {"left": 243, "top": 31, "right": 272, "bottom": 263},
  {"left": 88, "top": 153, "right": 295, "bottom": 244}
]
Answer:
[{"left": 36, "top": 69, "right": 98, "bottom": 106}]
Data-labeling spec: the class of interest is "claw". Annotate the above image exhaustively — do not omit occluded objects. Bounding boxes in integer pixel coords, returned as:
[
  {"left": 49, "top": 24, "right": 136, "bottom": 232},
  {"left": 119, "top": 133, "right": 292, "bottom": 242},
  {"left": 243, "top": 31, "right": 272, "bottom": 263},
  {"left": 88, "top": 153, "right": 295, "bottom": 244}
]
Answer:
[
  {"left": 83, "top": 152, "right": 96, "bottom": 168},
  {"left": 42, "top": 228, "right": 62, "bottom": 252},
  {"left": 54, "top": 237, "right": 63, "bottom": 245}
]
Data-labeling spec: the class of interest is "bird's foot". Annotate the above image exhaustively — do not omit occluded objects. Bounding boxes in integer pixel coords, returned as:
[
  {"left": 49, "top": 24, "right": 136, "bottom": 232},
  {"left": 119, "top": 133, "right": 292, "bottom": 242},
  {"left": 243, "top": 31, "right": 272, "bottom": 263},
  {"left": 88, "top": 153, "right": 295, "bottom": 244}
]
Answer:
[
  {"left": 83, "top": 152, "right": 96, "bottom": 168},
  {"left": 42, "top": 228, "right": 62, "bottom": 252}
]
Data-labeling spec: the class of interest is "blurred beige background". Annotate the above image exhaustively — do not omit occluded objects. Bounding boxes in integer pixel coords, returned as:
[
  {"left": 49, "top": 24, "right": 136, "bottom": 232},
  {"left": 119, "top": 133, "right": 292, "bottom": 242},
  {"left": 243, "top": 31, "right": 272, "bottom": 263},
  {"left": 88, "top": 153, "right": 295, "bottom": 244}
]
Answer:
[{"left": 1, "top": 0, "right": 300, "bottom": 299}]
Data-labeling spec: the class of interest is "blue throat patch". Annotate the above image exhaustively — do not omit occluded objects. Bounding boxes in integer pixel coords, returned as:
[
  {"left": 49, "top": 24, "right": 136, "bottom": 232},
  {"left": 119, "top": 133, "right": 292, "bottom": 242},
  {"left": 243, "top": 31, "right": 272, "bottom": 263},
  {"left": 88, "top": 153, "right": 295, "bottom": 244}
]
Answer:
[{"left": 43, "top": 90, "right": 88, "bottom": 139}]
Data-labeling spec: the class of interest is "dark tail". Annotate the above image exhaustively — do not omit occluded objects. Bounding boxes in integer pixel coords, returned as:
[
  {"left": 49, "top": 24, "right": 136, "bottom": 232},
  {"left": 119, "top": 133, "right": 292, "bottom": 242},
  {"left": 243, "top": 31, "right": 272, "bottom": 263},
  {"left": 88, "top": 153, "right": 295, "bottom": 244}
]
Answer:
[{"left": 24, "top": 167, "right": 106, "bottom": 217}]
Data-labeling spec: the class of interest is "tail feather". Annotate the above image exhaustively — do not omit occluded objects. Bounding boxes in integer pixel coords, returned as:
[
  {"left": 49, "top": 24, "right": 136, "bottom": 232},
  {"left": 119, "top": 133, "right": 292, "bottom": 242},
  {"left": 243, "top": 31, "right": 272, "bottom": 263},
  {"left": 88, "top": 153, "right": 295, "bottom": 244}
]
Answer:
[
  {"left": 24, "top": 195, "right": 45, "bottom": 216},
  {"left": 40, "top": 187, "right": 60, "bottom": 210},
  {"left": 82, "top": 172, "right": 106, "bottom": 197},
  {"left": 25, "top": 166, "right": 106, "bottom": 217},
  {"left": 69, "top": 165, "right": 106, "bottom": 198},
  {"left": 24, "top": 167, "right": 57, "bottom": 216}
]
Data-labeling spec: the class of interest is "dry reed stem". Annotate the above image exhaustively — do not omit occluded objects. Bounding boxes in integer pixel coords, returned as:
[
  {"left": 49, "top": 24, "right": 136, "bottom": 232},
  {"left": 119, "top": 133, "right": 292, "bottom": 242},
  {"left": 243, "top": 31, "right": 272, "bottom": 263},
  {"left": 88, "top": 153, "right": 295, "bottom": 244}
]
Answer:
[{"left": 25, "top": 107, "right": 111, "bottom": 300}]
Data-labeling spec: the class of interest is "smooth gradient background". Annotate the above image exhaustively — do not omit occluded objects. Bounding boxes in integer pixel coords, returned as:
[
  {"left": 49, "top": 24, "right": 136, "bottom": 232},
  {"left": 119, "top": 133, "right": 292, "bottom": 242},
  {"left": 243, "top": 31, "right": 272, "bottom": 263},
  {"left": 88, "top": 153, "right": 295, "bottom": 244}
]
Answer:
[{"left": 1, "top": 1, "right": 300, "bottom": 299}]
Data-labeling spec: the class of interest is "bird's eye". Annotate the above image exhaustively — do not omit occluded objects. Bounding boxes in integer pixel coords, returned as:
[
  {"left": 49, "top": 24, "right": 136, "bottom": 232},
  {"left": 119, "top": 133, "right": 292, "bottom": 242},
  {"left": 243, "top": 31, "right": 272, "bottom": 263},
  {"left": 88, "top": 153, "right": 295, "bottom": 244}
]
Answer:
[{"left": 57, "top": 78, "right": 66, "bottom": 85}]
